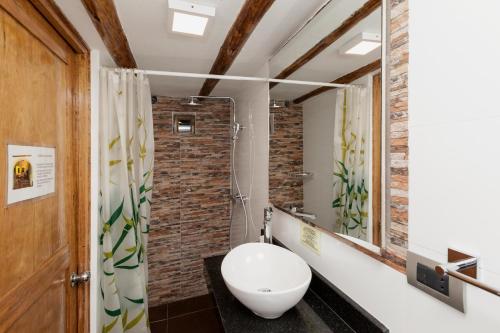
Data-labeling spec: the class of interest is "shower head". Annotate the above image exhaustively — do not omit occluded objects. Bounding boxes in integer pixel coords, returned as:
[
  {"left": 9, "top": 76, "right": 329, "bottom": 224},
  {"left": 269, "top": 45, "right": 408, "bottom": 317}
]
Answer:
[{"left": 181, "top": 96, "right": 202, "bottom": 106}]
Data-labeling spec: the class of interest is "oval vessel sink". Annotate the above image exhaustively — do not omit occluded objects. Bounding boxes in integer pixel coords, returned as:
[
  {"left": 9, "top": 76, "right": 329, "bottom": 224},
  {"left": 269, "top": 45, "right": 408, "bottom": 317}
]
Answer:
[{"left": 221, "top": 243, "right": 311, "bottom": 319}]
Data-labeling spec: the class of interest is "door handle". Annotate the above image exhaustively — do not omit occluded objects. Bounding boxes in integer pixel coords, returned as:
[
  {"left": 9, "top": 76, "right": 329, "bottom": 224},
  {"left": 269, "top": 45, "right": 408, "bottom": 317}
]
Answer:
[{"left": 70, "top": 271, "right": 91, "bottom": 287}]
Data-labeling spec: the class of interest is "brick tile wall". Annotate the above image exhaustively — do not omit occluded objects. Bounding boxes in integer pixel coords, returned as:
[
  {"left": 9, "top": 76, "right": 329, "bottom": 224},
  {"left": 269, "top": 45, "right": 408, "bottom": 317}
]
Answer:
[
  {"left": 148, "top": 97, "right": 231, "bottom": 306},
  {"left": 387, "top": 0, "right": 409, "bottom": 261}
]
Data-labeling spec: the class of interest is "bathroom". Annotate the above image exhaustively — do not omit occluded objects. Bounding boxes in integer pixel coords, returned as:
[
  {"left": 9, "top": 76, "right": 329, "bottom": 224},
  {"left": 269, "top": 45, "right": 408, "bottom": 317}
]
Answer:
[{"left": 0, "top": 0, "right": 499, "bottom": 332}]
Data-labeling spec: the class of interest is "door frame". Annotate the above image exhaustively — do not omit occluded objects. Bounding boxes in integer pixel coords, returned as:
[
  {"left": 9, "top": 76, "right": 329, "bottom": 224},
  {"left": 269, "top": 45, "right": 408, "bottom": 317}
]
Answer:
[
  {"left": 372, "top": 72, "right": 382, "bottom": 247},
  {"left": 0, "top": 0, "right": 91, "bottom": 332}
]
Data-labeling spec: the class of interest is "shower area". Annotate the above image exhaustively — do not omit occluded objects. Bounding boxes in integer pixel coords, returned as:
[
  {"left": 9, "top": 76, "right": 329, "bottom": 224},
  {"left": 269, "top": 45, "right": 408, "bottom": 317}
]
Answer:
[{"left": 147, "top": 91, "right": 263, "bottom": 306}]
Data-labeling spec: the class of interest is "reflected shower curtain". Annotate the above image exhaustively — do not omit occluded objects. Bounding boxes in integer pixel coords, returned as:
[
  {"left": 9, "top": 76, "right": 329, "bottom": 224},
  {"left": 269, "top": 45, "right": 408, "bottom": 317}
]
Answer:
[
  {"left": 99, "top": 69, "right": 154, "bottom": 333},
  {"left": 332, "top": 86, "right": 369, "bottom": 241}
]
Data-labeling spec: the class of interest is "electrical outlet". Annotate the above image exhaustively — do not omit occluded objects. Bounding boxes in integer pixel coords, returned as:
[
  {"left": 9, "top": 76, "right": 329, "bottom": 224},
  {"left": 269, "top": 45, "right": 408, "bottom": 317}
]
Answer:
[{"left": 417, "top": 263, "right": 449, "bottom": 296}]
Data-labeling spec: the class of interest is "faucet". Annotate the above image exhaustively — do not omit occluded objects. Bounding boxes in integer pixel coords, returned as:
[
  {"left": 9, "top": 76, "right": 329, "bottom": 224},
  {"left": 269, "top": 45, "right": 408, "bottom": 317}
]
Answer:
[
  {"left": 290, "top": 206, "right": 317, "bottom": 220},
  {"left": 263, "top": 207, "right": 273, "bottom": 244}
]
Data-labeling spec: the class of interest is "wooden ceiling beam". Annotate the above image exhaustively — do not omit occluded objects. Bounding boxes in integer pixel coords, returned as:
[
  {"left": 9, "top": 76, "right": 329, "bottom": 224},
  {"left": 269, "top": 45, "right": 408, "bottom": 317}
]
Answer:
[
  {"left": 81, "top": 0, "right": 136, "bottom": 68},
  {"left": 293, "top": 59, "right": 381, "bottom": 104},
  {"left": 270, "top": 0, "right": 381, "bottom": 89},
  {"left": 198, "top": 0, "right": 275, "bottom": 96}
]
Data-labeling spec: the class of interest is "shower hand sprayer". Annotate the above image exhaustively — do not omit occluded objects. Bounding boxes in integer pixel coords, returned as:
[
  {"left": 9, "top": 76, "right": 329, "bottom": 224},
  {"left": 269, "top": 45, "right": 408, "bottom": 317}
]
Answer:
[{"left": 181, "top": 95, "right": 254, "bottom": 247}]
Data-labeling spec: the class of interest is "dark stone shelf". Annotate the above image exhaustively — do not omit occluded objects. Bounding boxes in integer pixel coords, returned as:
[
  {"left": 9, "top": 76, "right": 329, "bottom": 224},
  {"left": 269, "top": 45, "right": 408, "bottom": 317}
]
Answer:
[
  {"left": 204, "top": 246, "right": 388, "bottom": 333},
  {"left": 205, "top": 255, "right": 352, "bottom": 333}
]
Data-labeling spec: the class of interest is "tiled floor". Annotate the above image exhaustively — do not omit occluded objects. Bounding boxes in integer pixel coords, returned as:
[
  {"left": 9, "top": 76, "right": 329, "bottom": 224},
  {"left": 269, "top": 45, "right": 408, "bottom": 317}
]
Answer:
[{"left": 149, "top": 294, "right": 224, "bottom": 333}]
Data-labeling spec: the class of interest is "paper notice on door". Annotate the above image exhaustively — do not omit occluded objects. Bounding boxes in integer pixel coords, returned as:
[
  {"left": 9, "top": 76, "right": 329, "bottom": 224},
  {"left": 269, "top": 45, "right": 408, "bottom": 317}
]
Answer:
[{"left": 7, "top": 145, "right": 56, "bottom": 205}]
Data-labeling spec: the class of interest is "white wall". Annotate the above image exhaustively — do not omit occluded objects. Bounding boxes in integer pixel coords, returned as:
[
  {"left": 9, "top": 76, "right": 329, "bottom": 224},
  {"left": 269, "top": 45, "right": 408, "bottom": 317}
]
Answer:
[
  {"left": 231, "top": 65, "right": 270, "bottom": 246},
  {"left": 408, "top": 0, "right": 500, "bottom": 288},
  {"left": 273, "top": 209, "right": 500, "bottom": 332},
  {"left": 302, "top": 91, "right": 336, "bottom": 229},
  {"left": 274, "top": 1, "right": 500, "bottom": 332}
]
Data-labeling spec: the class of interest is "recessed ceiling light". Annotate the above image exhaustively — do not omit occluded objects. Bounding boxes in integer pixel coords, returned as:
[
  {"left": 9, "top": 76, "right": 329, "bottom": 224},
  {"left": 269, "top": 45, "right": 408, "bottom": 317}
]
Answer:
[
  {"left": 340, "top": 32, "right": 381, "bottom": 55},
  {"left": 172, "top": 11, "right": 209, "bottom": 36}
]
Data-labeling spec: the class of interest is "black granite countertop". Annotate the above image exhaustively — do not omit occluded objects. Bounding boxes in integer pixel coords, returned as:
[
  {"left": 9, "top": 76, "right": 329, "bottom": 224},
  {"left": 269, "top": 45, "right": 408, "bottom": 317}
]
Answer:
[{"left": 204, "top": 255, "right": 356, "bottom": 333}]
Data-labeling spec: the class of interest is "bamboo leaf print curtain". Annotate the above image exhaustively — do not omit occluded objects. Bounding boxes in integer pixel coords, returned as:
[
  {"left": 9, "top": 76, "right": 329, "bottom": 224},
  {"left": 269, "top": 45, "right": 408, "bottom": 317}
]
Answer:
[
  {"left": 332, "top": 86, "right": 370, "bottom": 241},
  {"left": 99, "top": 69, "right": 154, "bottom": 333}
]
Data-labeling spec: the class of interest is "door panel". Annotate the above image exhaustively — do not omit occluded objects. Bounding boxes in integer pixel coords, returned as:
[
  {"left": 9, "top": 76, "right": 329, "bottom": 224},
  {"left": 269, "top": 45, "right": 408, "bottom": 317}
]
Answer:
[
  {"left": 6, "top": 281, "right": 66, "bottom": 333},
  {"left": 0, "top": 1, "right": 84, "bottom": 332}
]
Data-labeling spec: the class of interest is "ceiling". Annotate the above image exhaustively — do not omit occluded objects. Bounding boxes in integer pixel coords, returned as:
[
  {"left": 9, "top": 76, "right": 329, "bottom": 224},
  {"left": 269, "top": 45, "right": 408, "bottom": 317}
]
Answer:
[{"left": 55, "top": 0, "right": 381, "bottom": 100}]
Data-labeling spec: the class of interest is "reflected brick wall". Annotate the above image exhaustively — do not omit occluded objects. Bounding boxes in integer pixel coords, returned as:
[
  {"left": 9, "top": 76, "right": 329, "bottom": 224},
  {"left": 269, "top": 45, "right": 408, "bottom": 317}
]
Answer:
[{"left": 269, "top": 104, "right": 304, "bottom": 209}]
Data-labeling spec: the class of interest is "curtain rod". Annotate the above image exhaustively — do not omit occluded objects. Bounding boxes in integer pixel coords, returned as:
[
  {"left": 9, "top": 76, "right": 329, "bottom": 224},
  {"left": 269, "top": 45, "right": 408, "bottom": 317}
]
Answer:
[{"left": 103, "top": 67, "right": 352, "bottom": 88}]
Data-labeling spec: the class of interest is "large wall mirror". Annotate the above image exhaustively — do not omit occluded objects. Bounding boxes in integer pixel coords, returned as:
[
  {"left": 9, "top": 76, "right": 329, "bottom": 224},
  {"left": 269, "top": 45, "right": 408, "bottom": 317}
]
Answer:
[{"left": 268, "top": 0, "right": 385, "bottom": 252}]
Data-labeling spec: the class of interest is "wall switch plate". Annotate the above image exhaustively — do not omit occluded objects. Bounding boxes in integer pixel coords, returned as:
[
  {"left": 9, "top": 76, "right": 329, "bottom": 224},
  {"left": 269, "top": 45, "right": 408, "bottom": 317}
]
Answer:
[{"left": 407, "top": 251, "right": 465, "bottom": 313}]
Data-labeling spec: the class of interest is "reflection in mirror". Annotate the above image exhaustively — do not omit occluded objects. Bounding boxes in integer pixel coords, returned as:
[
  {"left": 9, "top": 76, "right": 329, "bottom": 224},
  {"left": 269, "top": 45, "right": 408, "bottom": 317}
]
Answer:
[{"left": 268, "top": 0, "right": 383, "bottom": 249}]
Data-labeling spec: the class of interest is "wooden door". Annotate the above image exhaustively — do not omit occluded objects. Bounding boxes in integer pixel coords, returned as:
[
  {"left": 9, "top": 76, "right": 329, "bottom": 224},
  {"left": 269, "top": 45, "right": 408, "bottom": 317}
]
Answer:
[{"left": 0, "top": 1, "right": 89, "bottom": 332}]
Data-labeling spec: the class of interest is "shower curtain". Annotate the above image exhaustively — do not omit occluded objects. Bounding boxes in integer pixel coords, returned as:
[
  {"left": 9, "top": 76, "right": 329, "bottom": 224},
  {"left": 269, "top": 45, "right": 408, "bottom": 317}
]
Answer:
[
  {"left": 99, "top": 69, "right": 154, "bottom": 333},
  {"left": 332, "top": 86, "right": 370, "bottom": 241}
]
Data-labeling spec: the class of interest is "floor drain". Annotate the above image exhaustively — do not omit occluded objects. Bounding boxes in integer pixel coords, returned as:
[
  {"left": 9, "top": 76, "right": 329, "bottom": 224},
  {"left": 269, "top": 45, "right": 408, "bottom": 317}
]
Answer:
[{"left": 257, "top": 288, "right": 272, "bottom": 293}]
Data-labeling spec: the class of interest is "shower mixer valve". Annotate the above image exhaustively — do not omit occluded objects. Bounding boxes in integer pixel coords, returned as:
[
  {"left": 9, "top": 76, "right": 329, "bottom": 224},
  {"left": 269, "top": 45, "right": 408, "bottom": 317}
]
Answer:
[{"left": 232, "top": 122, "right": 245, "bottom": 140}]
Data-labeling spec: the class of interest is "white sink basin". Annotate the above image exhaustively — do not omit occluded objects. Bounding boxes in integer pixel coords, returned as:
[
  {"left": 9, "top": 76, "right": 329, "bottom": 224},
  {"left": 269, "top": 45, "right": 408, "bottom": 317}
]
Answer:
[{"left": 221, "top": 243, "right": 312, "bottom": 319}]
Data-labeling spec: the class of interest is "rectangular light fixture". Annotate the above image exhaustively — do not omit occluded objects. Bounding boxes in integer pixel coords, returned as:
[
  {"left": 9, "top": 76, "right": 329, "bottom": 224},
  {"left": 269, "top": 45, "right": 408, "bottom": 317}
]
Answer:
[
  {"left": 340, "top": 32, "right": 381, "bottom": 55},
  {"left": 172, "top": 11, "right": 209, "bottom": 36}
]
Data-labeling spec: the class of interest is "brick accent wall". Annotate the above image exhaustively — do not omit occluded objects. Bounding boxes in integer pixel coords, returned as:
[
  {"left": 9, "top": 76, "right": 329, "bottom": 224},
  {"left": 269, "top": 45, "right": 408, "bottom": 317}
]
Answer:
[
  {"left": 387, "top": 0, "right": 409, "bottom": 262},
  {"left": 148, "top": 97, "right": 231, "bottom": 306},
  {"left": 269, "top": 104, "right": 304, "bottom": 208}
]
